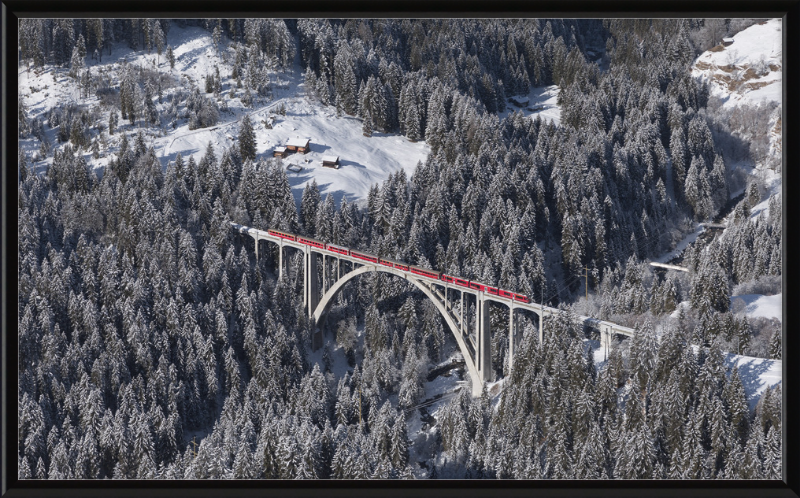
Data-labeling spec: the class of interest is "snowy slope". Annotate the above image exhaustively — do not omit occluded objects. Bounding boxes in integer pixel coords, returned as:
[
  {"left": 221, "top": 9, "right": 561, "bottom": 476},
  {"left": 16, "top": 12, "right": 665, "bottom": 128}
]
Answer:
[
  {"left": 19, "top": 23, "right": 429, "bottom": 206},
  {"left": 692, "top": 18, "right": 782, "bottom": 109}
]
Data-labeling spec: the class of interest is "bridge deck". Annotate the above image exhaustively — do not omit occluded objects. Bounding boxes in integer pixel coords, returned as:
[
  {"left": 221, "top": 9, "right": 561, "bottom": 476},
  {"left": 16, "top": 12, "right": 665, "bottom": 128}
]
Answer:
[{"left": 230, "top": 222, "right": 635, "bottom": 339}]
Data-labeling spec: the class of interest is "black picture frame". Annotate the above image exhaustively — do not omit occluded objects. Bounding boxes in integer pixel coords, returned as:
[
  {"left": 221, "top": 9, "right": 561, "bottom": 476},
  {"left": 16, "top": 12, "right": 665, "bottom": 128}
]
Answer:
[{"left": 2, "top": 1, "right": 797, "bottom": 497}]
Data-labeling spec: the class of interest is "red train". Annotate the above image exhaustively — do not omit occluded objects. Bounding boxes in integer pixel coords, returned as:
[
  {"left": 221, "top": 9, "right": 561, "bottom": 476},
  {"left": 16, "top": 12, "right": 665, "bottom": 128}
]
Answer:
[{"left": 263, "top": 228, "right": 530, "bottom": 304}]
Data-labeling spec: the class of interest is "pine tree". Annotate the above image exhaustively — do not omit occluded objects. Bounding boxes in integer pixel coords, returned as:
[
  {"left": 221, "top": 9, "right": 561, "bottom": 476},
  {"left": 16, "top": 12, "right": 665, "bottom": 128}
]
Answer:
[
  {"left": 722, "top": 365, "right": 750, "bottom": 445},
  {"left": 166, "top": 45, "right": 175, "bottom": 70},
  {"left": 238, "top": 114, "right": 257, "bottom": 163},
  {"left": 300, "top": 179, "right": 321, "bottom": 236},
  {"left": 362, "top": 110, "right": 374, "bottom": 137},
  {"left": 769, "top": 330, "right": 781, "bottom": 360}
]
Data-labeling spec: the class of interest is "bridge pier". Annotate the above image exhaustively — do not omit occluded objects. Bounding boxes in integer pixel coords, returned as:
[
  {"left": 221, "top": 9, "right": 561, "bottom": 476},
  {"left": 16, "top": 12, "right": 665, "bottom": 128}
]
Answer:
[
  {"left": 306, "top": 249, "right": 319, "bottom": 319},
  {"left": 539, "top": 307, "right": 544, "bottom": 344},
  {"left": 460, "top": 292, "right": 464, "bottom": 336},
  {"left": 278, "top": 241, "right": 283, "bottom": 280},
  {"left": 251, "top": 234, "right": 259, "bottom": 261},
  {"left": 476, "top": 296, "right": 492, "bottom": 393},
  {"left": 508, "top": 306, "right": 514, "bottom": 374},
  {"left": 305, "top": 249, "right": 323, "bottom": 351},
  {"left": 600, "top": 326, "right": 612, "bottom": 360}
]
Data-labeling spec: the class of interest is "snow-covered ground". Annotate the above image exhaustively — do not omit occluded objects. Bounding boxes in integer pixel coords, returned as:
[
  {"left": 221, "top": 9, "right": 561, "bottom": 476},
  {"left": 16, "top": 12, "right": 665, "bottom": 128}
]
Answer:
[
  {"left": 692, "top": 18, "right": 782, "bottom": 109},
  {"left": 731, "top": 293, "right": 782, "bottom": 321},
  {"left": 726, "top": 353, "right": 782, "bottom": 409}
]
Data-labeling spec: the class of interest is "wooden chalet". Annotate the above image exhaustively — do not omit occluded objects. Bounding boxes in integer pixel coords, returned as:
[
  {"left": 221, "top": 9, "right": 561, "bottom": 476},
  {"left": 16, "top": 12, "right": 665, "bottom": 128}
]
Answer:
[
  {"left": 722, "top": 37, "right": 735, "bottom": 46},
  {"left": 273, "top": 146, "right": 288, "bottom": 158},
  {"left": 286, "top": 137, "right": 311, "bottom": 154},
  {"left": 322, "top": 155, "right": 340, "bottom": 169}
]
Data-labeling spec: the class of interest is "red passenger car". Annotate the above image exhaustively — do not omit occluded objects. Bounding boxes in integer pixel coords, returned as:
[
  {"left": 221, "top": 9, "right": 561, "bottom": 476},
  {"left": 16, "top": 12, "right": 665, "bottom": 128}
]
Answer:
[
  {"left": 326, "top": 244, "right": 349, "bottom": 256},
  {"left": 351, "top": 250, "right": 379, "bottom": 263},
  {"left": 268, "top": 229, "right": 296, "bottom": 241},
  {"left": 297, "top": 236, "right": 325, "bottom": 249},
  {"left": 409, "top": 266, "right": 441, "bottom": 280}
]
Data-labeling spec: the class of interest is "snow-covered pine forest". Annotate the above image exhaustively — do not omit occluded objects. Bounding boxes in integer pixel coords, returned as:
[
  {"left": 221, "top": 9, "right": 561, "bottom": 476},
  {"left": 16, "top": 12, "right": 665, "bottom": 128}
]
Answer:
[{"left": 17, "top": 18, "right": 782, "bottom": 480}]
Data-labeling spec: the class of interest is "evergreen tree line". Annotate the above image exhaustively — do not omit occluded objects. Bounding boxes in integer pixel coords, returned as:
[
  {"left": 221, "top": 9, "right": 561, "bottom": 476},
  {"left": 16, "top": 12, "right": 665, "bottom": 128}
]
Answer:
[
  {"left": 18, "top": 17, "right": 781, "bottom": 479},
  {"left": 467, "top": 311, "right": 782, "bottom": 479}
]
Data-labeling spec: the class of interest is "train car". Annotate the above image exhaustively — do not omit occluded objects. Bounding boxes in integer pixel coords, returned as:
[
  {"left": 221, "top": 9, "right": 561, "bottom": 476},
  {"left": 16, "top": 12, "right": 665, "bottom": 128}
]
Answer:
[
  {"left": 468, "top": 281, "right": 484, "bottom": 291},
  {"left": 378, "top": 257, "right": 409, "bottom": 270},
  {"left": 441, "top": 274, "right": 456, "bottom": 284},
  {"left": 453, "top": 277, "right": 470, "bottom": 288},
  {"left": 498, "top": 289, "right": 514, "bottom": 299},
  {"left": 326, "top": 244, "right": 349, "bottom": 256},
  {"left": 514, "top": 293, "right": 530, "bottom": 303},
  {"left": 297, "top": 236, "right": 325, "bottom": 249},
  {"left": 268, "top": 228, "right": 297, "bottom": 241},
  {"left": 486, "top": 286, "right": 499, "bottom": 296},
  {"left": 409, "top": 265, "right": 441, "bottom": 280},
  {"left": 351, "top": 250, "right": 379, "bottom": 263}
]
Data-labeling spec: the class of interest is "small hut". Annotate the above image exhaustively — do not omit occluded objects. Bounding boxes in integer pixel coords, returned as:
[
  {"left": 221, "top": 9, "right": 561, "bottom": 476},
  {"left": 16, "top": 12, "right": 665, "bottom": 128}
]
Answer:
[
  {"left": 273, "top": 146, "right": 288, "bottom": 158},
  {"left": 509, "top": 95, "right": 529, "bottom": 107},
  {"left": 722, "top": 37, "right": 735, "bottom": 46},
  {"left": 286, "top": 163, "right": 303, "bottom": 173},
  {"left": 322, "top": 155, "right": 340, "bottom": 169},
  {"left": 286, "top": 137, "right": 311, "bottom": 154}
]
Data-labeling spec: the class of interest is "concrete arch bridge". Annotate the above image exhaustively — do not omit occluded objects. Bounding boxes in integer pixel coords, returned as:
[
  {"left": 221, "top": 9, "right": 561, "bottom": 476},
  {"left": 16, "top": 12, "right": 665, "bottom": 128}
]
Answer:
[{"left": 230, "top": 222, "right": 635, "bottom": 396}]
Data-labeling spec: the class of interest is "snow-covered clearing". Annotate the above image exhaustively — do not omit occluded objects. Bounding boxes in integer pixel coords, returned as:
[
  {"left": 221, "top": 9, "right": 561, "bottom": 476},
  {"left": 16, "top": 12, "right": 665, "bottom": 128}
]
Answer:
[
  {"left": 253, "top": 100, "right": 429, "bottom": 207},
  {"left": 731, "top": 293, "right": 782, "bottom": 322},
  {"left": 498, "top": 85, "right": 561, "bottom": 126},
  {"left": 692, "top": 18, "right": 782, "bottom": 109}
]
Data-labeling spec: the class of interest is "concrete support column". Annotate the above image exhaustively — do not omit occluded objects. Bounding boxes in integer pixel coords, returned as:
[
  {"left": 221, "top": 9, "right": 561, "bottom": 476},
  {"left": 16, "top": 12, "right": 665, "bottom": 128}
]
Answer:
[
  {"left": 477, "top": 295, "right": 492, "bottom": 383},
  {"left": 253, "top": 235, "right": 259, "bottom": 261},
  {"left": 278, "top": 241, "right": 283, "bottom": 280},
  {"left": 460, "top": 292, "right": 464, "bottom": 336},
  {"left": 601, "top": 326, "right": 611, "bottom": 360},
  {"left": 508, "top": 306, "right": 514, "bottom": 375},
  {"left": 303, "top": 248, "right": 307, "bottom": 307},
  {"left": 539, "top": 307, "right": 544, "bottom": 344},
  {"left": 323, "top": 255, "right": 327, "bottom": 293},
  {"left": 306, "top": 249, "right": 319, "bottom": 318},
  {"left": 307, "top": 249, "right": 322, "bottom": 351}
]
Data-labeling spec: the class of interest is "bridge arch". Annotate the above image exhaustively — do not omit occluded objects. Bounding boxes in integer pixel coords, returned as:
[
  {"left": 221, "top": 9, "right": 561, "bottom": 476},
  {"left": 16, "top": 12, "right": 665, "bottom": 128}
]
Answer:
[{"left": 312, "top": 263, "right": 482, "bottom": 393}]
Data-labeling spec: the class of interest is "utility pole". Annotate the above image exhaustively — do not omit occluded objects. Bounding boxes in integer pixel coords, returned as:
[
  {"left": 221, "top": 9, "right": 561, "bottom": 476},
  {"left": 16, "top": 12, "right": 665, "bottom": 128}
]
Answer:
[
  {"left": 358, "top": 384, "right": 362, "bottom": 428},
  {"left": 191, "top": 436, "right": 199, "bottom": 458}
]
